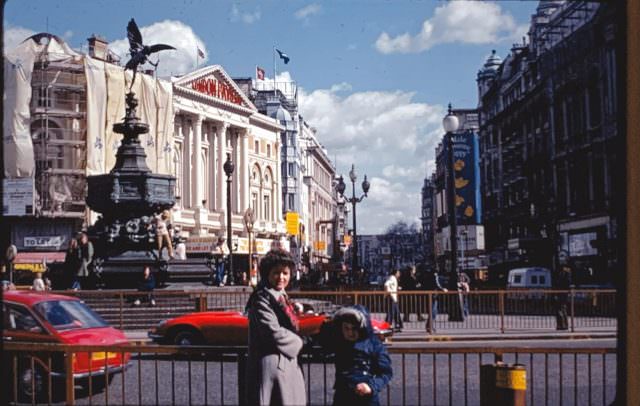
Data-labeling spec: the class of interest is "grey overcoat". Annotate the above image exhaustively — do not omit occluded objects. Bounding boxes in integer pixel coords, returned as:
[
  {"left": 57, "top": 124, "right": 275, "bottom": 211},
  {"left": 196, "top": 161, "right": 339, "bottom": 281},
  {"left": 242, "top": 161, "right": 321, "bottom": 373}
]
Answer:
[{"left": 246, "top": 287, "right": 306, "bottom": 405}]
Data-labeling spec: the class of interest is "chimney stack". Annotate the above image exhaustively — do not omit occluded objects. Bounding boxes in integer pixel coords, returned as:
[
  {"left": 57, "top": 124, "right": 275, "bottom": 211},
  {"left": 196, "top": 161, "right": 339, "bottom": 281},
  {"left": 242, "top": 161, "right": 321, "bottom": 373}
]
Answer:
[{"left": 87, "top": 34, "right": 109, "bottom": 61}]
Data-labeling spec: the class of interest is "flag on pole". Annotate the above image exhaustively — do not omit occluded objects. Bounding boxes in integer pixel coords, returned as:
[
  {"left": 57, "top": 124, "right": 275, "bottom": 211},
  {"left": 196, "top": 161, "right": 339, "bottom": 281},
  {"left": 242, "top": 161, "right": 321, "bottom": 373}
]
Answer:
[
  {"left": 197, "top": 47, "right": 205, "bottom": 59},
  {"left": 275, "top": 49, "right": 290, "bottom": 64},
  {"left": 256, "top": 66, "right": 265, "bottom": 80}
]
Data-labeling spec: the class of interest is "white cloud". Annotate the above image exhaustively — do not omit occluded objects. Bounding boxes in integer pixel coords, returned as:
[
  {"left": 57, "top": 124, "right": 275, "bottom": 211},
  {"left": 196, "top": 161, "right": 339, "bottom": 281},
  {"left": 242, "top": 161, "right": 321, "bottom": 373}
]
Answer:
[
  {"left": 294, "top": 4, "right": 322, "bottom": 20},
  {"left": 375, "top": 1, "right": 528, "bottom": 54},
  {"left": 299, "top": 83, "right": 446, "bottom": 233},
  {"left": 109, "top": 20, "right": 206, "bottom": 77},
  {"left": 3, "top": 25, "right": 36, "bottom": 53},
  {"left": 230, "top": 4, "right": 261, "bottom": 24}
]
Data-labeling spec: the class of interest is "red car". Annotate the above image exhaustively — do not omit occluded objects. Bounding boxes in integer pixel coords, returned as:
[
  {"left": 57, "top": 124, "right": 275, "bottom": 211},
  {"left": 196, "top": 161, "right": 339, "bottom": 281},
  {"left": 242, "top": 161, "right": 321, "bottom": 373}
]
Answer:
[
  {"left": 2, "top": 290, "right": 130, "bottom": 401},
  {"left": 148, "top": 302, "right": 393, "bottom": 346}
]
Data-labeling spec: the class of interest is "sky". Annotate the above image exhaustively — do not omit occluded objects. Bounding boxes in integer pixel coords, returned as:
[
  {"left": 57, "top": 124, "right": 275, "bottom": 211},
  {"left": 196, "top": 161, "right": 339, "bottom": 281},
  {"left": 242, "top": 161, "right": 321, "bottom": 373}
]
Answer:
[{"left": 4, "top": 0, "right": 539, "bottom": 234}]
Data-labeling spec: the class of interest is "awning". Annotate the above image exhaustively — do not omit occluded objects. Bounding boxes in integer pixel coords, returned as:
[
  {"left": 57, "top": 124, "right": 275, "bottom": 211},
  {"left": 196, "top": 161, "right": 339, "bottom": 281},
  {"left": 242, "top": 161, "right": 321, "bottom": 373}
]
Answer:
[{"left": 14, "top": 251, "right": 66, "bottom": 263}]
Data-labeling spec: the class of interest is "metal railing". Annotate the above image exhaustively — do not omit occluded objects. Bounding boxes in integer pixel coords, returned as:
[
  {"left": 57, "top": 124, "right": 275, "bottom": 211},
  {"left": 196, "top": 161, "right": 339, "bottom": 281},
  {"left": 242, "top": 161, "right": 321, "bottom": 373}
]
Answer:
[
  {"left": 63, "top": 289, "right": 617, "bottom": 333},
  {"left": 3, "top": 342, "right": 617, "bottom": 405}
]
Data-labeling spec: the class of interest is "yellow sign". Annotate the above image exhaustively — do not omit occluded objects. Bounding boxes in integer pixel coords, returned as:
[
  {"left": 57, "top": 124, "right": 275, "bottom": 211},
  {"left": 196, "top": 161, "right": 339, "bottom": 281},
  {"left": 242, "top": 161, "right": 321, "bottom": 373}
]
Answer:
[
  {"left": 14, "top": 263, "right": 46, "bottom": 273},
  {"left": 314, "top": 241, "right": 326, "bottom": 251},
  {"left": 495, "top": 367, "right": 527, "bottom": 390},
  {"left": 343, "top": 235, "right": 352, "bottom": 245},
  {"left": 286, "top": 212, "right": 299, "bottom": 235}
]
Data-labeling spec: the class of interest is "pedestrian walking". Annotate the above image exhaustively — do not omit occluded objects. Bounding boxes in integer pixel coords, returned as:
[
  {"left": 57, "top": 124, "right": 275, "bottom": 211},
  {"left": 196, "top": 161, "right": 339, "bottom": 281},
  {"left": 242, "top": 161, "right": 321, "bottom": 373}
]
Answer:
[
  {"left": 245, "top": 249, "right": 306, "bottom": 405},
  {"left": 458, "top": 273, "right": 471, "bottom": 317},
  {"left": 318, "top": 305, "right": 393, "bottom": 406},
  {"left": 65, "top": 238, "right": 82, "bottom": 290},
  {"left": 554, "top": 266, "right": 572, "bottom": 330},
  {"left": 422, "top": 271, "right": 447, "bottom": 333},
  {"left": 134, "top": 266, "right": 156, "bottom": 306},
  {"left": 211, "top": 238, "right": 226, "bottom": 286},
  {"left": 400, "top": 266, "right": 423, "bottom": 322},
  {"left": 4, "top": 244, "right": 17, "bottom": 284},
  {"left": 77, "top": 232, "right": 94, "bottom": 290},
  {"left": 384, "top": 269, "right": 403, "bottom": 331}
]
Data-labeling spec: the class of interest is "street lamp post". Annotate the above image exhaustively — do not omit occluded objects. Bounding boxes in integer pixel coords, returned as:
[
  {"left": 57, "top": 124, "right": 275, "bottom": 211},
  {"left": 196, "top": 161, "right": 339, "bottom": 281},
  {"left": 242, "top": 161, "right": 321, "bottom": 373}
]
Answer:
[
  {"left": 443, "top": 103, "right": 464, "bottom": 321},
  {"left": 223, "top": 153, "right": 235, "bottom": 285},
  {"left": 336, "top": 164, "right": 370, "bottom": 286}
]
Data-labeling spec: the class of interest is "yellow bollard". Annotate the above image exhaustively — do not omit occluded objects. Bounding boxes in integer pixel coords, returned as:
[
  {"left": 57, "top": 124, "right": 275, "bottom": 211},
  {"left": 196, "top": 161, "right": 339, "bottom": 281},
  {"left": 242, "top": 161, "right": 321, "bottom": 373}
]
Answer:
[{"left": 480, "top": 363, "right": 526, "bottom": 406}]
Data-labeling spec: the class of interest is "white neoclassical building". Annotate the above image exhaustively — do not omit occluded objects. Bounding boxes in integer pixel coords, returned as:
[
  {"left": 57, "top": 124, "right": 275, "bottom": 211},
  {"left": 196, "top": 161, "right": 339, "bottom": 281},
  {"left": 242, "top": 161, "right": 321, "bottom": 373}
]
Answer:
[{"left": 170, "top": 65, "right": 287, "bottom": 258}]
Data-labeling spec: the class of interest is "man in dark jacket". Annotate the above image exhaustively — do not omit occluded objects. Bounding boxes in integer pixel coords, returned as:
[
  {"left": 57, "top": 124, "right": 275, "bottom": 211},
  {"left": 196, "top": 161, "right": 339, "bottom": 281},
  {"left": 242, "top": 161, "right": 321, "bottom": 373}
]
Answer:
[
  {"left": 554, "top": 266, "right": 572, "bottom": 330},
  {"left": 135, "top": 266, "right": 156, "bottom": 306},
  {"left": 319, "top": 305, "right": 393, "bottom": 406},
  {"left": 421, "top": 271, "right": 447, "bottom": 333}
]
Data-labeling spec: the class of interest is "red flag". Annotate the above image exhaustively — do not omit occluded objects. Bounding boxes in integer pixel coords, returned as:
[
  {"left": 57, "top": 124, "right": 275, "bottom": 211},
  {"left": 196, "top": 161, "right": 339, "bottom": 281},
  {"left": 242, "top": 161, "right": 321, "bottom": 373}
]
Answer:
[{"left": 256, "top": 66, "right": 265, "bottom": 80}]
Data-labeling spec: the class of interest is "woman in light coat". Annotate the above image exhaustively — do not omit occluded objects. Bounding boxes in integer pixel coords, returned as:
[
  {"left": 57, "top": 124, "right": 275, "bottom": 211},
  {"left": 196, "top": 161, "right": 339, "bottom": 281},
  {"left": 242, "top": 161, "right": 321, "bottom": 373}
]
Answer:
[{"left": 245, "top": 249, "right": 306, "bottom": 405}]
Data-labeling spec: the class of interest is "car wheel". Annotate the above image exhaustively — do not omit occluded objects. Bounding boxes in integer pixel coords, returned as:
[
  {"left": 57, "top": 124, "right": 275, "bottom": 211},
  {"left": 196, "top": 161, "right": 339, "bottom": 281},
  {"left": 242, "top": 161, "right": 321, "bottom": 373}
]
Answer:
[
  {"left": 172, "top": 329, "right": 203, "bottom": 346},
  {"left": 18, "top": 363, "right": 49, "bottom": 403}
]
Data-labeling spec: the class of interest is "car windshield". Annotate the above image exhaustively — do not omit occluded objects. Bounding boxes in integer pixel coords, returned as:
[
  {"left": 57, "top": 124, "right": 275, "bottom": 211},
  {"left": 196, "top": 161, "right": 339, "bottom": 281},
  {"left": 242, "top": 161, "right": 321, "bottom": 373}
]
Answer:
[{"left": 34, "top": 300, "right": 108, "bottom": 331}]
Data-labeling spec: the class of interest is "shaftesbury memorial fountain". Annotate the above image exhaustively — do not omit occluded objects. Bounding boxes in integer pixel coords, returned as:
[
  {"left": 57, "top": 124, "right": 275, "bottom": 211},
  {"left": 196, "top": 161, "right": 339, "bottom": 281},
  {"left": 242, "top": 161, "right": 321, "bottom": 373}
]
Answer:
[{"left": 85, "top": 19, "right": 176, "bottom": 286}]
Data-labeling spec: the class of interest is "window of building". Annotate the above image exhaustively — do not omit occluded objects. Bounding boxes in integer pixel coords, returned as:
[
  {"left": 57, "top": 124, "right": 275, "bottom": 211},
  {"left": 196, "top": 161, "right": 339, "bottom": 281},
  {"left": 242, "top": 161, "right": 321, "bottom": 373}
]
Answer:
[
  {"left": 255, "top": 140, "right": 260, "bottom": 153},
  {"left": 267, "top": 144, "right": 271, "bottom": 157},
  {"left": 35, "top": 87, "right": 53, "bottom": 108},
  {"left": 288, "top": 194, "right": 295, "bottom": 211},
  {"left": 263, "top": 194, "right": 271, "bottom": 221}
]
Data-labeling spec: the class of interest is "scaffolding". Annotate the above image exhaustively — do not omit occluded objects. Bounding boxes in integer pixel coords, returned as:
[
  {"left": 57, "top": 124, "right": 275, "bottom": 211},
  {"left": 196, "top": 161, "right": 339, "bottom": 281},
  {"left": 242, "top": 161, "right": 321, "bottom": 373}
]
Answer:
[{"left": 30, "top": 52, "right": 88, "bottom": 218}]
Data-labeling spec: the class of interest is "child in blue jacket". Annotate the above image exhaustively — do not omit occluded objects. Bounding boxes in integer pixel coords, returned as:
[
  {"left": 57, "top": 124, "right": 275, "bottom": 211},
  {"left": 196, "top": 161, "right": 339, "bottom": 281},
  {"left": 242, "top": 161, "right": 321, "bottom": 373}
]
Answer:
[{"left": 319, "top": 304, "right": 393, "bottom": 406}]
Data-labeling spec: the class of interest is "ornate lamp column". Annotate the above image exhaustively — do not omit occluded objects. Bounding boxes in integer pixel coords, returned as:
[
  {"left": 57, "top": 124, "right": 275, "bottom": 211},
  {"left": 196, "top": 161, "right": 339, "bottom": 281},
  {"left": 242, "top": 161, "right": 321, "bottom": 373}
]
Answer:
[
  {"left": 224, "top": 153, "right": 235, "bottom": 284},
  {"left": 336, "top": 164, "right": 370, "bottom": 286}
]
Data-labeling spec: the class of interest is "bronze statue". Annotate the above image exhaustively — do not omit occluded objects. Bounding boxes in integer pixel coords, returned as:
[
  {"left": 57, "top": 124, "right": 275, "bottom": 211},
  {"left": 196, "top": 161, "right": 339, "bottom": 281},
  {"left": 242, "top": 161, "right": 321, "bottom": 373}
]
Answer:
[{"left": 124, "top": 18, "right": 175, "bottom": 90}]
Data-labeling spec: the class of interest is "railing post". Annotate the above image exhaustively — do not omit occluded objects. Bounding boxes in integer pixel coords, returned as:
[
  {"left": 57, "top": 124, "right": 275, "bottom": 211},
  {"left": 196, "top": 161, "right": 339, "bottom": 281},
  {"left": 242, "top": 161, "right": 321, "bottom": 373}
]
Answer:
[
  {"left": 570, "top": 289, "right": 575, "bottom": 332},
  {"left": 119, "top": 292, "right": 124, "bottom": 330},
  {"left": 354, "top": 292, "right": 359, "bottom": 305},
  {"left": 238, "top": 351, "right": 247, "bottom": 405},
  {"left": 499, "top": 291, "right": 505, "bottom": 334},
  {"left": 65, "top": 349, "right": 75, "bottom": 405},
  {"left": 427, "top": 293, "right": 433, "bottom": 334}
]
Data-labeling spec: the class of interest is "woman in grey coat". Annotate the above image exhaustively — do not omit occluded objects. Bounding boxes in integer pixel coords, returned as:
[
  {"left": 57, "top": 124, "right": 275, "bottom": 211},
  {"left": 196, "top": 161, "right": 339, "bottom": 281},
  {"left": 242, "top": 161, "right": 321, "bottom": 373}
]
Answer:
[{"left": 245, "top": 249, "right": 306, "bottom": 405}]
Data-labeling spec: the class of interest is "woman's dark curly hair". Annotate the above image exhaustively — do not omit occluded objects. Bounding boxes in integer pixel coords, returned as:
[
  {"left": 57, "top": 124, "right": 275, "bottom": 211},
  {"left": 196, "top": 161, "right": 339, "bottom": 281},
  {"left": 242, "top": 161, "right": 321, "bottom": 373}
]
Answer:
[{"left": 258, "top": 249, "right": 296, "bottom": 281}]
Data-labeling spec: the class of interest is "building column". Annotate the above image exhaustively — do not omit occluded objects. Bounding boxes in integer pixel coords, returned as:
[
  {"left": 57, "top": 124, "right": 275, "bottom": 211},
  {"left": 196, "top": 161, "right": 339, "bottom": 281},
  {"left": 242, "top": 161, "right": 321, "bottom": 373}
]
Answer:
[
  {"left": 193, "top": 115, "right": 206, "bottom": 235},
  {"left": 182, "top": 116, "right": 192, "bottom": 208},
  {"left": 241, "top": 129, "right": 250, "bottom": 215},
  {"left": 274, "top": 140, "right": 282, "bottom": 224},
  {"left": 193, "top": 115, "right": 203, "bottom": 208},
  {"left": 217, "top": 122, "right": 229, "bottom": 216}
]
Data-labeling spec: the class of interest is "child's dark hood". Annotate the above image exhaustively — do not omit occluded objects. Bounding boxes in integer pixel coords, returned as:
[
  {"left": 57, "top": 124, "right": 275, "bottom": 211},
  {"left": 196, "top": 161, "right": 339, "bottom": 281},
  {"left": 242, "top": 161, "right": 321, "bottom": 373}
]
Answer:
[{"left": 332, "top": 304, "right": 374, "bottom": 339}]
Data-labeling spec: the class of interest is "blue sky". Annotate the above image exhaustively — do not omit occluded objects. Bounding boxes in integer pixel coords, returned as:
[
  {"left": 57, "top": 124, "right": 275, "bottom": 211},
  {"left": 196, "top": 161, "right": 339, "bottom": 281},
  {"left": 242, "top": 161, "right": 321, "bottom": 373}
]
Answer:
[{"left": 4, "top": 0, "right": 539, "bottom": 234}]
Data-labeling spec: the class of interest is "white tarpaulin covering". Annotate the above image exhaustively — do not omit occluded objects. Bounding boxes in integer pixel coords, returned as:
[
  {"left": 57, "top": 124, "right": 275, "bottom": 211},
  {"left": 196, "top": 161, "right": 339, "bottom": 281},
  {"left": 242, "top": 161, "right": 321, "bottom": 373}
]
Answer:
[
  {"left": 3, "top": 35, "right": 79, "bottom": 178},
  {"left": 84, "top": 57, "right": 107, "bottom": 175},
  {"left": 4, "top": 34, "right": 174, "bottom": 179}
]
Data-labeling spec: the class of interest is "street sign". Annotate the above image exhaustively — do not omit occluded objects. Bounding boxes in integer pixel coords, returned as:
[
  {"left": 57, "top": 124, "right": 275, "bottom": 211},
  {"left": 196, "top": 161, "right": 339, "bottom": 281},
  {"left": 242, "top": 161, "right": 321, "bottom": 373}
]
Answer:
[{"left": 286, "top": 212, "right": 299, "bottom": 235}]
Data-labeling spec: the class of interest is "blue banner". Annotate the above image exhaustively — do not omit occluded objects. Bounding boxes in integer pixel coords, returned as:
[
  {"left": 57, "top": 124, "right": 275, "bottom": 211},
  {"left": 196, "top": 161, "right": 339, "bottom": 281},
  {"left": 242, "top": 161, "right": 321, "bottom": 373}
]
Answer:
[{"left": 450, "top": 131, "right": 481, "bottom": 224}]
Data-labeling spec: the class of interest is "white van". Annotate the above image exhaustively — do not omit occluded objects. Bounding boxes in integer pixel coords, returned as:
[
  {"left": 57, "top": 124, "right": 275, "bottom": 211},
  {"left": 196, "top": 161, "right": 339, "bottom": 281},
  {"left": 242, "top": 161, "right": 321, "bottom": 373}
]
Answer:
[{"left": 507, "top": 267, "right": 552, "bottom": 289}]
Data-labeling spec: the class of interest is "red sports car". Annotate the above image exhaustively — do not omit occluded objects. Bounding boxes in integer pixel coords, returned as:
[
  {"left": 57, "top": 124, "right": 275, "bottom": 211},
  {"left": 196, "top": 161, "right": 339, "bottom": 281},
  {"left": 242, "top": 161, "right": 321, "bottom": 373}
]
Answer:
[
  {"left": 2, "top": 290, "right": 130, "bottom": 402},
  {"left": 148, "top": 302, "right": 393, "bottom": 346}
]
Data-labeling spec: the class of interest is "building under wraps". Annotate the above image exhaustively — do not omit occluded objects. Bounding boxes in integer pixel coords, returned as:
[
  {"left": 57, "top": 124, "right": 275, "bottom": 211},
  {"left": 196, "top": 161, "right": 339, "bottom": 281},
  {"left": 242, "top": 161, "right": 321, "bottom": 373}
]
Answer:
[{"left": 2, "top": 33, "right": 286, "bottom": 278}]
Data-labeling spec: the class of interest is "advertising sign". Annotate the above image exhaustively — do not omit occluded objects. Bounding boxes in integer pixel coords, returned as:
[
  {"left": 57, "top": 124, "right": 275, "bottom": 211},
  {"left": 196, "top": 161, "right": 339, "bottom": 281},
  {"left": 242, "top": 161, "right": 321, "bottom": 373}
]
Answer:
[
  {"left": 286, "top": 212, "right": 299, "bottom": 235},
  {"left": 3, "top": 178, "right": 34, "bottom": 216},
  {"left": 448, "top": 131, "right": 481, "bottom": 224},
  {"left": 24, "top": 236, "right": 64, "bottom": 249}
]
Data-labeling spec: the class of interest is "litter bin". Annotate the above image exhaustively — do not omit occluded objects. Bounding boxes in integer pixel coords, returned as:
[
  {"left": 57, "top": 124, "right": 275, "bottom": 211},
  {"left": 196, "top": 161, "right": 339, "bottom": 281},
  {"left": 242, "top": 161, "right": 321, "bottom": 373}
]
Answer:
[{"left": 480, "top": 362, "right": 526, "bottom": 406}]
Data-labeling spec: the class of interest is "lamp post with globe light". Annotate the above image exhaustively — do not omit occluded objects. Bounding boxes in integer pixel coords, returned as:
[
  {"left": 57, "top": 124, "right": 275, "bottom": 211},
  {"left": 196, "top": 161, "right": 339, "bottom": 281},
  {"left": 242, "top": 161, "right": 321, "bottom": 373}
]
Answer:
[
  {"left": 336, "top": 164, "right": 370, "bottom": 286},
  {"left": 443, "top": 103, "right": 465, "bottom": 321},
  {"left": 223, "top": 153, "right": 235, "bottom": 284}
]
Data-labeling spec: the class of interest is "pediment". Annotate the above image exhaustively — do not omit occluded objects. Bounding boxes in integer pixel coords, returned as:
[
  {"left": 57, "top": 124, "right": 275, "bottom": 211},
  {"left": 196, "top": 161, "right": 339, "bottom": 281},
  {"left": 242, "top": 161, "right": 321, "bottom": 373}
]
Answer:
[{"left": 173, "top": 65, "right": 257, "bottom": 111}]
